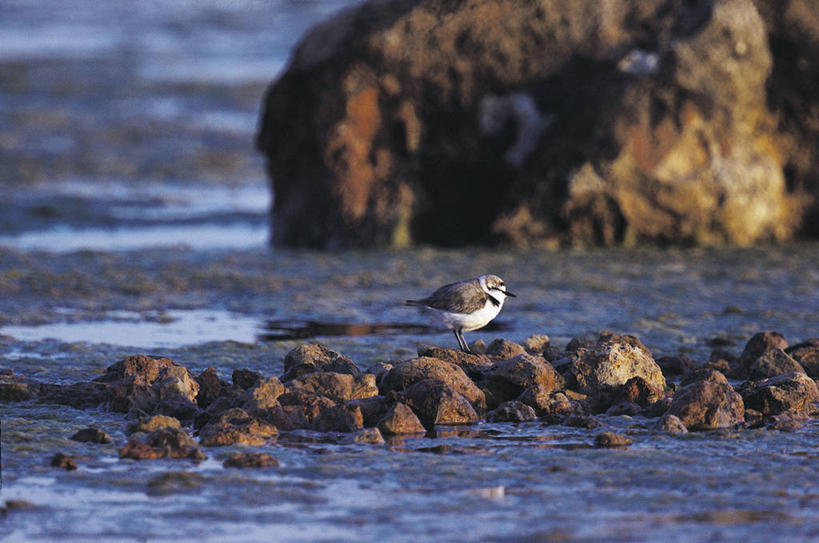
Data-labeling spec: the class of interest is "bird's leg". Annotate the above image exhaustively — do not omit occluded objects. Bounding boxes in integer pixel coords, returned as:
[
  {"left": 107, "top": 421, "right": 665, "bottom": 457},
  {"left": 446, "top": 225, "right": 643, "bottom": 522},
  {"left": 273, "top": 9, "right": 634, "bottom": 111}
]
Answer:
[{"left": 454, "top": 329, "right": 472, "bottom": 354}]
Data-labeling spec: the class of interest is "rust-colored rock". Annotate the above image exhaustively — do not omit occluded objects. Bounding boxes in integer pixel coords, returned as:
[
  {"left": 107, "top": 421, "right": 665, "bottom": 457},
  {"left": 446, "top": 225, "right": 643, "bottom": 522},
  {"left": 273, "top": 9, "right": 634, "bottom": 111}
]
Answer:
[
  {"left": 258, "top": 0, "right": 804, "bottom": 248},
  {"left": 415, "top": 345, "right": 493, "bottom": 379},
  {"left": 484, "top": 354, "right": 562, "bottom": 406},
  {"left": 126, "top": 415, "right": 181, "bottom": 435},
  {"left": 120, "top": 428, "right": 206, "bottom": 460},
  {"left": 666, "top": 376, "right": 745, "bottom": 431},
  {"left": 485, "top": 339, "right": 527, "bottom": 360},
  {"left": 242, "top": 376, "right": 287, "bottom": 413},
  {"left": 277, "top": 389, "right": 336, "bottom": 422},
  {"left": 654, "top": 414, "right": 689, "bottom": 434},
  {"left": 405, "top": 379, "right": 479, "bottom": 427},
  {"left": 739, "top": 372, "right": 819, "bottom": 416},
  {"left": 747, "top": 348, "right": 805, "bottom": 380},
  {"left": 569, "top": 333, "right": 665, "bottom": 406},
  {"left": 380, "top": 357, "right": 486, "bottom": 410},
  {"left": 282, "top": 343, "right": 362, "bottom": 380},
  {"left": 199, "top": 408, "right": 278, "bottom": 447},
  {"left": 377, "top": 402, "right": 426, "bottom": 435}
]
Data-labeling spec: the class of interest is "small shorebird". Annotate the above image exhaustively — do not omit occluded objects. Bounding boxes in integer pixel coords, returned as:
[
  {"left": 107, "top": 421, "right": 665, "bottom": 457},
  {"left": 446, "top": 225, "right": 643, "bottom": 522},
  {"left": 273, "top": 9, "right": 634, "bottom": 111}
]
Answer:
[{"left": 405, "top": 274, "right": 516, "bottom": 353}]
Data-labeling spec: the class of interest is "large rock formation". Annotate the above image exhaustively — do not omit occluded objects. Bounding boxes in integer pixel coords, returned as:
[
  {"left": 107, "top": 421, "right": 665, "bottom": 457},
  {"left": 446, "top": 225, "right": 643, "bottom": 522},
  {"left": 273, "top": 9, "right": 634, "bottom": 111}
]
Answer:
[{"left": 257, "top": 0, "right": 817, "bottom": 248}]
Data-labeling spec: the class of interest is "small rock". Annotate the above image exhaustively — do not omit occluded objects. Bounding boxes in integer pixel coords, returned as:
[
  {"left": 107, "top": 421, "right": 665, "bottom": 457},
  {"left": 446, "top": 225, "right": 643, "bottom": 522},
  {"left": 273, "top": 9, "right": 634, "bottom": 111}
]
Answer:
[
  {"left": 739, "top": 372, "right": 819, "bottom": 416},
  {"left": 487, "top": 400, "right": 537, "bottom": 422},
  {"left": 654, "top": 414, "right": 688, "bottom": 434},
  {"left": 377, "top": 402, "right": 426, "bottom": 435},
  {"left": 485, "top": 339, "right": 527, "bottom": 359},
  {"left": 415, "top": 345, "right": 493, "bottom": 379},
  {"left": 656, "top": 355, "right": 697, "bottom": 377},
  {"left": 563, "top": 415, "right": 603, "bottom": 429},
  {"left": 70, "top": 427, "right": 112, "bottom": 444},
  {"left": 196, "top": 367, "right": 227, "bottom": 409},
  {"left": 120, "top": 428, "right": 206, "bottom": 460},
  {"left": 126, "top": 415, "right": 181, "bottom": 435},
  {"left": 146, "top": 472, "right": 204, "bottom": 496},
  {"left": 199, "top": 408, "right": 278, "bottom": 446},
  {"left": 242, "top": 376, "right": 287, "bottom": 413},
  {"left": 0, "top": 382, "right": 31, "bottom": 402},
  {"left": 263, "top": 404, "right": 311, "bottom": 430},
  {"left": 747, "top": 348, "right": 805, "bottom": 380},
  {"left": 666, "top": 376, "right": 745, "bottom": 431},
  {"left": 277, "top": 389, "right": 336, "bottom": 421},
  {"left": 605, "top": 401, "right": 641, "bottom": 416},
  {"left": 523, "top": 334, "right": 551, "bottom": 355},
  {"left": 340, "top": 427, "right": 385, "bottom": 444},
  {"left": 484, "top": 354, "right": 562, "bottom": 406},
  {"left": 347, "top": 395, "right": 390, "bottom": 427},
  {"left": 381, "top": 357, "right": 486, "bottom": 410},
  {"left": 282, "top": 343, "right": 362, "bottom": 381},
  {"left": 50, "top": 452, "right": 78, "bottom": 470},
  {"left": 405, "top": 379, "right": 479, "bottom": 427},
  {"left": 223, "top": 452, "right": 280, "bottom": 468},
  {"left": 287, "top": 372, "right": 357, "bottom": 403},
  {"left": 594, "top": 431, "right": 632, "bottom": 448}
]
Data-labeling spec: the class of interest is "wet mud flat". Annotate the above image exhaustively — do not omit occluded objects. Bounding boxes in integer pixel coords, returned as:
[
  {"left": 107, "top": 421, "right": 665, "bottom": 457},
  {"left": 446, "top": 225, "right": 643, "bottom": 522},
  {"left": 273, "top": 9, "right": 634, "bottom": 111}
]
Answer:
[{"left": 2, "top": 244, "right": 819, "bottom": 542}]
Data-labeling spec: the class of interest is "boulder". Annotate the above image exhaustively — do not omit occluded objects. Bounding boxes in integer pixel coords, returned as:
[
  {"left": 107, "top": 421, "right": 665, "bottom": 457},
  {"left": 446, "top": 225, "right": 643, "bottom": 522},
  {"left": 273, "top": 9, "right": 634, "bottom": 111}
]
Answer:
[
  {"left": 747, "top": 348, "right": 805, "bottom": 380},
  {"left": 568, "top": 333, "right": 665, "bottom": 406},
  {"left": 288, "top": 372, "right": 377, "bottom": 404},
  {"left": 281, "top": 343, "right": 362, "bottom": 381},
  {"left": 380, "top": 357, "right": 486, "bottom": 410},
  {"left": 666, "top": 373, "right": 745, "bottom": 430},
  {"left": 257, "top": 0, "right": 802, "bottom": 248},
  {"left": 739, "top": 372, "right": 819, "bottom": 416},
  {"left": 483, "top": 354, "right": 562, "bottom": 406},
  {"left": 405, "top": 379, "right": 479, "bottom": 427},
  {"left": 262, "top": 404, "right": 311, "bottom": 431},
  {"left": 736, "top": 331, "right": 788, "bottom": 376},
  {"left": 277, "top": 389, "right": 336, "bottom": 422},
  {"left": 415, "top": 345, "right": 493, "bottom": 379},
  {"left": 485, "top": 339, "right": 527, "bottom": 360}
]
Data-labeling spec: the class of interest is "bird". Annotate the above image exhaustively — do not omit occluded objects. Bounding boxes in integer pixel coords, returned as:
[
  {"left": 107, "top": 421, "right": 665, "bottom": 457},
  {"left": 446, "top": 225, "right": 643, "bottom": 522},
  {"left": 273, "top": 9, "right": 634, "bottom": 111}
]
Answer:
[{"left": 405, "top": 274, "right": 516, "bottom": 353}]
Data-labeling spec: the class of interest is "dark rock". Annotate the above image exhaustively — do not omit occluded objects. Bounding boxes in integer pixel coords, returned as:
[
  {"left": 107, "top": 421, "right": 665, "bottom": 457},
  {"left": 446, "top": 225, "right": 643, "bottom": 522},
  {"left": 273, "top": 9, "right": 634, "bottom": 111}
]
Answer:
[
  {"left": 594, "top": 431, "right": 632, "bottom": 448},
  {"left": 126, "top": 415, "right": 181, "bottom": 435},
  {"left": 223, "top": 452, "right": 279, "bottom": 468},
  {"left": 242, "top": 376, "right": 287, "bottom": 413},
  {"left": 258, "top": 0, "right": 798, "bottom": 248},
  {"left": 377, "top": 402, "right": 426, "bottom": 435},
  {"left": 666, "top": 374, "right": 745, "bottom": 431},
  {"left": 282, "top": 343, "right": 362, "bottom": 381},
  {"left": 656, "top": 355, "right": 697, "bottom": 377},
  {"left": 415, "top": 345, "right": 493, "bottom": 380},
  {"left": 120, "top": 427, "right": 206, "bottom": 460},
  {"left": 405, "top": 379, "right": 479, "bottom": 427},
  {"left": 562, "top": 415, "right": 603, "bottom": 430},
  {"left": 37, "top": 382, "right": 109, "bottom": 409},
  {"left": 487, "top": 400, "right": 537, "bottom": 422},
  {"left": 380, "top": 357, "right": 486, "bottom": 410},
  {"left": 232, "top": 368, "right": 263, "bottom": 390},
  {"left": 485, "top": 339, "right": 527, "bottom": 360},
  {"left": 767, "top": 416, "right": 804, "bottom": 432},
  {"left": 50, "top": 453, "right": 78, "bottom": 470},
  {"left": 312, "top": 404, "right": 365, "bottom": 433},
  {"left": 288, "top": 372, "right": 377, "bottom": 404},
  {"left": 199, "top": 408, "right": 278, "bottom": 446},
  {"left": 0, "top": 382, "right": 31, "bottom": 402},
  {"left": 737, "top": 331, "right": 788, "bottom": 376},
  {"left": 196, "top": 367, "right": 228, "bottom": 409},
  {"left": 277, "top": 389, "right": 336, "bottom": 422},
  {"left": 155, "top": 396, "right": 201, "bottom": 421},
  {"left": 347, "top": 395, "right": 391, "bottom": 427},
  {"left": 785, "top": 339, "right": 819, "bottom": 379},
  {"left": 146, "top": 472, "right": 205, "bottom": 496},
  {"left": 654, "top": 414, "right": 688, "bottom": 434},
  {"left": 518, "top": 387, "right": 578, "bottom": 418},
  {"left": 568, "top": 333, "right": 665, "bottom": 407},
  {"left": 747, "top": 348, "right": 805, "bottom": 380},
  {"left": 70, "top": 427, "right": 111, "bottom": 444},
  {"left": 739, "top": 372, "right": 819, "bottom": 416},
  {"left": 612, "top": 376, "right": 665, "bottom": 408},
  {"left": 679, "top": 368, "right": 731, "bottom": 388},
  {"left": 484, "top": 354, "right": 562, "bottom": 407},
  {"left": 262, "top": 404, "right": 311, "bottom": 430}
]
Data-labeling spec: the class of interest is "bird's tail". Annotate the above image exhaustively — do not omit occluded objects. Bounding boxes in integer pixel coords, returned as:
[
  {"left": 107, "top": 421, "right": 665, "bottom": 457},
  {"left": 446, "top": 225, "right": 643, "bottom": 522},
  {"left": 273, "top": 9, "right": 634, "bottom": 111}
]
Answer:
[{"left": 405, "top": 299, "right": 425, "bottom": 307}]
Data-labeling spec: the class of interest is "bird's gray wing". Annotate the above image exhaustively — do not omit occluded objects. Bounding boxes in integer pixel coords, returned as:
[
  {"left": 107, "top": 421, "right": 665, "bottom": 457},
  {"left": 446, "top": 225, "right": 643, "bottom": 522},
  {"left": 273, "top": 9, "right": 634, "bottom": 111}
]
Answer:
[{"left": 420, "top": 280, "right": 487, "bottom": 313}]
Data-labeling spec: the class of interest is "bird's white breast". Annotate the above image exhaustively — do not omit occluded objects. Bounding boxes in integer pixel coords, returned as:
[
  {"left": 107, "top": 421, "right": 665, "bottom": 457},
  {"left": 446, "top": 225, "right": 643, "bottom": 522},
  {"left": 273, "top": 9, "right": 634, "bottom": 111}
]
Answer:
[{"left": 438, "top": 298, "right": 504, "bottom": 332}]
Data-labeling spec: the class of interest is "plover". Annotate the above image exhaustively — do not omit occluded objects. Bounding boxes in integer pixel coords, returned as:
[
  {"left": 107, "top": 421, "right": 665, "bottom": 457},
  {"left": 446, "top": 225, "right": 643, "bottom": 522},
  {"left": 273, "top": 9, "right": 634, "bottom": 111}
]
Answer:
[{"left": 405, "top": 274, "right": 516, "bottom": 353}]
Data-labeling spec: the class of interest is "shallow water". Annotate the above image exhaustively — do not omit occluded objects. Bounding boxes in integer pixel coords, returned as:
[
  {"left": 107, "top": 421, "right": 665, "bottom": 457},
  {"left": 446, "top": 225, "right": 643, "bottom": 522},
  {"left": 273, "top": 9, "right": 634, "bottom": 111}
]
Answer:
[{"left": 2, "top": 0, "right": 819, "bottom": 541}]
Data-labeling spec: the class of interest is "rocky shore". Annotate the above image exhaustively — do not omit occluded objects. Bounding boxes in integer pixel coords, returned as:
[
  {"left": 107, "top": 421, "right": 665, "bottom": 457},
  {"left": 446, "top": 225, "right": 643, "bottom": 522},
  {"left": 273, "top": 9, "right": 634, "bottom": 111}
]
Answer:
[{"left": 3, "top": 331, "right": 817, "bottom": 467}]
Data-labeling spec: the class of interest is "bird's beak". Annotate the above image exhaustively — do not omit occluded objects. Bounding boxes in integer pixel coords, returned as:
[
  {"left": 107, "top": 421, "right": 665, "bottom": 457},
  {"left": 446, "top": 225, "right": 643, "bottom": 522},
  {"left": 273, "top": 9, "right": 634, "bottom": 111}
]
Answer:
[{"left": 505, "top": 290, "right": 516, "bottom": 297}]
